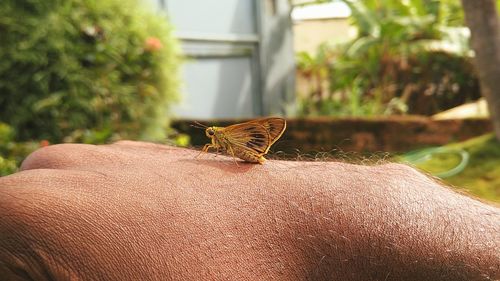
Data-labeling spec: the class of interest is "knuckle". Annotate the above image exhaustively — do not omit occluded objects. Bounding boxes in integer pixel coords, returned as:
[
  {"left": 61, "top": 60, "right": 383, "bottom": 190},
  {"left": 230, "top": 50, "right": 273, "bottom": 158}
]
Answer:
[{"left": 20, "top": 144, "right": 95, "bottom": 171}]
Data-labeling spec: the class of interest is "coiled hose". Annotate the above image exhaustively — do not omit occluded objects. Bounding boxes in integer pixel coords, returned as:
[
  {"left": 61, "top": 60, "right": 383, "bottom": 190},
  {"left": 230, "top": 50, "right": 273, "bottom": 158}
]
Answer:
[{"left": 401, "top": 147, "right": 470, "bottom": 178}]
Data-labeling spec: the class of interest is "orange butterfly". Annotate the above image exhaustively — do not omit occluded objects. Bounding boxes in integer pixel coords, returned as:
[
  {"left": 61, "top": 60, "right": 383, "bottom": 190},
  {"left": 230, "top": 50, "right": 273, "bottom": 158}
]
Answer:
[{"left": 197, "top": 117, "right": 286, "bottom": 164}]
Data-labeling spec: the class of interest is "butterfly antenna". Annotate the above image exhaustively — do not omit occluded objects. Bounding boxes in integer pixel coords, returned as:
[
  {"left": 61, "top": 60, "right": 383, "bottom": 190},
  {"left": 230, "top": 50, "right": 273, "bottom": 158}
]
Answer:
[{"left": 190, "top": 121, "right": 208, "bottom": 129}]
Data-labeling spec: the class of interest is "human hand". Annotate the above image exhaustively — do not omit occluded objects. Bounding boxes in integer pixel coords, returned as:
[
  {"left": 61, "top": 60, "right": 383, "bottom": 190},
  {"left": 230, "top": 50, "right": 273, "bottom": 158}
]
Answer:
[{"left": 0, "top": 142, "right": 498, "bottom": 280}]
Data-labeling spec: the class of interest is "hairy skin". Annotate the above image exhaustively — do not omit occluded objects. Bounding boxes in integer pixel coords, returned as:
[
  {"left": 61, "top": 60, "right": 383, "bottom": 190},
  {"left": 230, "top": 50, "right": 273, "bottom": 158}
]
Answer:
[{"left": 0, "top": 141, "right": 498, "bottom": 280}]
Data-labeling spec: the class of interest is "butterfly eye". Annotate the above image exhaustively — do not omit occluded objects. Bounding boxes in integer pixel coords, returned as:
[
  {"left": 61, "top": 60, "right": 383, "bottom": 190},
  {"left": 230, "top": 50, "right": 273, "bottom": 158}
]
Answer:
[{"left": 207, "top": 128, "right": 215, "bottom": 136}]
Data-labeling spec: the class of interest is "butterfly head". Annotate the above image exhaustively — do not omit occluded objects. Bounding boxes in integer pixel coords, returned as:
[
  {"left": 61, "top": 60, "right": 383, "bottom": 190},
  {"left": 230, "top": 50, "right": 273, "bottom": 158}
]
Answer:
[{"left": 205, "top": 127, "right": 216, "bottom": 138}]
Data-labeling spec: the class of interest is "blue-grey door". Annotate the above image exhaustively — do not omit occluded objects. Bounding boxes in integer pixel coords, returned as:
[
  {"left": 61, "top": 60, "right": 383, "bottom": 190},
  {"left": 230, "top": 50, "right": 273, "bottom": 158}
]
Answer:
[{"left": 149, "top": 0, "right": 295, "bottom": 119}]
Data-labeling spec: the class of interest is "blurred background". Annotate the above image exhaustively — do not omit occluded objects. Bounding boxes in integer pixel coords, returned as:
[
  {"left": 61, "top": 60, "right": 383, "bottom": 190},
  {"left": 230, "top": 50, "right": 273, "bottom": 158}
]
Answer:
[{"left": 0, "top": 0, "right": 498, "bottom": 202}]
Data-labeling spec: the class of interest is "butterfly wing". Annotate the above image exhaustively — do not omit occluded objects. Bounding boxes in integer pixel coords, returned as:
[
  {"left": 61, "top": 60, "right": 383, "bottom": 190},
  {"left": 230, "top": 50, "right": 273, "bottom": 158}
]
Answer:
[
  {"left": 222, "top": 117, "right": 286, "bottom": 155},
  {"left": 257, "top": 117, "right": 287, "bottom": 151}
]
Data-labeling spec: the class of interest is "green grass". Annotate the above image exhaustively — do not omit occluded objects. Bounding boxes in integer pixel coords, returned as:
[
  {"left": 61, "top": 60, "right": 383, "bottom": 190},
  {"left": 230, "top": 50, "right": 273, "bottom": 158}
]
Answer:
[{"left": 403, "top": 134, "right": 500, "bottom": 203}]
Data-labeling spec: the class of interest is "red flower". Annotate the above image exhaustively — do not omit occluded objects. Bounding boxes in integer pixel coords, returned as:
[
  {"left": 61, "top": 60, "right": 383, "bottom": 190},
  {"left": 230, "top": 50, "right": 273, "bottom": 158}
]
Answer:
[
  {"left": 40, "top": 140, "right": 50, "bottom": 147},
  {"left": 145, "top": 37, "right": 163, "bottom": 52}
]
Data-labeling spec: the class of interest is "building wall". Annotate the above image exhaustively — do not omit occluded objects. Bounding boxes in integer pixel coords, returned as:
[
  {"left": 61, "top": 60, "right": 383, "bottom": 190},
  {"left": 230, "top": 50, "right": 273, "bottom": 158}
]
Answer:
[
  {"left": 293, "top": 18, "right": 351, "bottom": 54},
  {"left": 172, "top": 117, "right": 492, "bottom": 154}
]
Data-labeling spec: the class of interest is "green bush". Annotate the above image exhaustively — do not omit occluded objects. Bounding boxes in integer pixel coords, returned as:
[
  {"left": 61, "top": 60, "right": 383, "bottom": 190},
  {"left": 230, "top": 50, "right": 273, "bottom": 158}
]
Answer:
[
  {"left": 296, "top": 0, "right": 480, "bottom": 117},
  {"left": 0, "top": 123, "right": 41, "bottom": 176},
  {"left": 0, "top": 0, "right": 180, "bottom": 143}
]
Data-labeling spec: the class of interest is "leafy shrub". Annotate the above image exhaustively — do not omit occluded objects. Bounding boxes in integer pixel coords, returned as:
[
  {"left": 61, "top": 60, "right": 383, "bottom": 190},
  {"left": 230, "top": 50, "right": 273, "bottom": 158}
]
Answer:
[
  {"left": 0, "top": 0, "right": 180, "bottom": 143},
  {"left": 296, "top": 0, "right": 480, "bottom": 117},
  {"left": 0, "top": 123, "right": 42, "bottom": 176}
]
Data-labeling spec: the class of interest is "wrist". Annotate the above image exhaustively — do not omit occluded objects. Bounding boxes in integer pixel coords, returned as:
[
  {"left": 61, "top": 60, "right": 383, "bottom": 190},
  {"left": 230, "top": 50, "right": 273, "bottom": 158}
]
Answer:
[{"left": 294, "top": 163, "right": 499, "bottom": 281}]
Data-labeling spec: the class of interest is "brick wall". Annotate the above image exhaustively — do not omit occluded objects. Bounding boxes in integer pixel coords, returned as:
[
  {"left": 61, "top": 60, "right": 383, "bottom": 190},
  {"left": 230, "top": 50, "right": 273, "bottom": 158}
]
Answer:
[{"left": 172, "top": 116, "right": 492, "bottom": 156}]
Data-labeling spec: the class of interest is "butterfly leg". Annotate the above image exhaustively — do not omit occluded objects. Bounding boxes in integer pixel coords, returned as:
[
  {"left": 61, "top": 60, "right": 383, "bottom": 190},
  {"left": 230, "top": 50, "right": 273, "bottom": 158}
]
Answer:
[
  {"left": 196, "top": 144, "right": 212, "bottom": 158},
  {"left": 202, "top": 144, "right": 211, "bottom": 152},
  {"left": 226, "top": 145, "right": 240, "bottom": 166}
]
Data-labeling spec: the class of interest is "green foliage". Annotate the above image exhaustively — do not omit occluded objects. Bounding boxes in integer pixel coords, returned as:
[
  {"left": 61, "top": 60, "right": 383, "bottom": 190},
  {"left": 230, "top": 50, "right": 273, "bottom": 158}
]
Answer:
[
  {"left": 297, "top": 0, "right": 479, "bottom": 117},
  {"left": 0, "top": 0, "right": 180, "bottom": 143},
  {"left": 0, "top": 155, "right": 17, "bottom": 176},
  {"left": 0, "top": 123, "right": 41, "bottom": 176},
  {"left": 0, "top": 123, "right": 16, "bottom": 175}
]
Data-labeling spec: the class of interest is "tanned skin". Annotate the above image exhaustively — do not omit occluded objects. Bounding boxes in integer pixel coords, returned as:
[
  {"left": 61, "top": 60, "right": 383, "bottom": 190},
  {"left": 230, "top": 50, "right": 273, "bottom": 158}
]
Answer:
[{"left": 0, "top": 141, "right": 498, "bottom": 280}]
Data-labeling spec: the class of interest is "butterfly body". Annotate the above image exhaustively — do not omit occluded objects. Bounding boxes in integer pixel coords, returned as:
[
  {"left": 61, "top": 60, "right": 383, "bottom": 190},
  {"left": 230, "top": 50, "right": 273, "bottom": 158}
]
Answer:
[{"left": 200, "top": 117, "right": 286, "bottom": 164}]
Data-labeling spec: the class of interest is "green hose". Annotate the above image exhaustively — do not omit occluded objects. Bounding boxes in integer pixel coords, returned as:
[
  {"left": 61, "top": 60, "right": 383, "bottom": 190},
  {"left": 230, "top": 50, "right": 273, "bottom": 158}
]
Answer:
[{"left": 401, "top": 147, "right": 470, "bottom": 178}]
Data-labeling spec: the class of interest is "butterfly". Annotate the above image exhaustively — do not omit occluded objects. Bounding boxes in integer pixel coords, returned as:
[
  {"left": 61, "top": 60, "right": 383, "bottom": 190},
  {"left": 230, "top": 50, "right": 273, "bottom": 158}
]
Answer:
[{"left": 195, "top": 117, "right": 286, "bottom": 164}]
